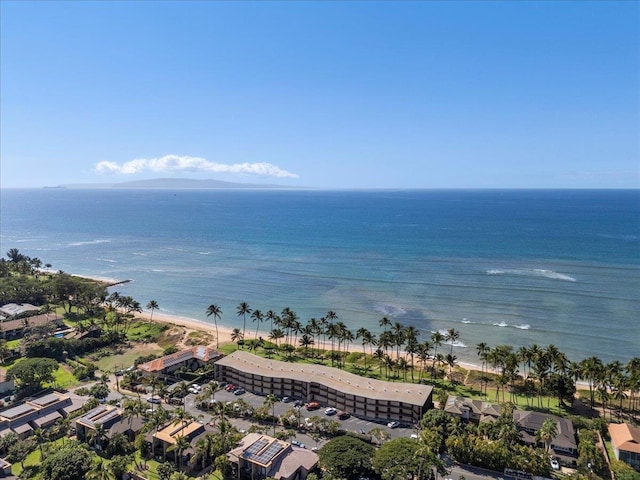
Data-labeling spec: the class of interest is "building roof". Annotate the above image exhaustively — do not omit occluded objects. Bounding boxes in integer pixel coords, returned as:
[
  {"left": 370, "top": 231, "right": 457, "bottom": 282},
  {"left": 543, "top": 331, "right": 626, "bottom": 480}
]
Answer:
[
  {"left": 217, "top": 350, "right": 433, "bottom": 406},
  {"left": 444, "top": 395, "right": 502, "bottom": 420},
  {"left": 0, "top": 303, "right": 39, "bottom": 316},
  {"left": 138, "top": 345, "right": 223, "bottom": 373},
  {"left": 31, "top": 411, "right": 62, "bottom": 428},
  {"left": 153, "top": 421, "right": 204, "bottom": 445},
  {"left": 76, "top": 405, "right": 122, "bottom": 428},
  {"left": 1, "top": 313, "right": 63, "bottom": 332},
  {"left": 609, "top": 423, "right": 640, "bottom": 454},
  {"left": 513, "top": 410, "right": 576, "bottom": 450},
  {"left": 229, "top": 433, "right": 318, "bottom": 477},
  {"left": 107, "top": 417, "right": 145, "bottom": 438}
]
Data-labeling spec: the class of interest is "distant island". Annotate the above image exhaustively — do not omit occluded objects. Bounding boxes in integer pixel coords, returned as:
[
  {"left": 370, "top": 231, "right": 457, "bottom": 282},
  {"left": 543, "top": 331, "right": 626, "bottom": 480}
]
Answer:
[{"left": 50, "top": 178, "right": 303, "bottom": 189}]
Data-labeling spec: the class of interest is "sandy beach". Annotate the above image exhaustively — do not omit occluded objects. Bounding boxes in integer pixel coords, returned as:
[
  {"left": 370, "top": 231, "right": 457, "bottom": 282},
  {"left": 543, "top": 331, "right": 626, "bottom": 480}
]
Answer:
[{"left": 134, "top": 308, "right": 494, "bottom": 376}]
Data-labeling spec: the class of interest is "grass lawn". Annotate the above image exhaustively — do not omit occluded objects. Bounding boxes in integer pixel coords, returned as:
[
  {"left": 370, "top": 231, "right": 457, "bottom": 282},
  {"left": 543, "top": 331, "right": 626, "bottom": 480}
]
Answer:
[
  {"left": 87, "top": 344, "right": 164, "bottom": 372},
  {"left": 126, "top": 321, "right": 168, "bottom": 344},
  {"left": 47, "top": 363, "right": 81, "bottom": 389}
]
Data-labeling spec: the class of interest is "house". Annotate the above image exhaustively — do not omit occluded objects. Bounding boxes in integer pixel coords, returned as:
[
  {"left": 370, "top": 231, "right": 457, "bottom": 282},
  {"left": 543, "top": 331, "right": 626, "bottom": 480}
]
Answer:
[
  {"left": 228, "top": 433, "right": 319, "bottom": 480},
  {"left": 138, "top": 345, "right": 223, "bottom": 378},
  {"left": 513, "top": 410, "right": 577, "bottom": 461},
  {"left": 0, "top": 312, "right": 64, "bottom": 339},
  {"left": 444, "top": 395, "right": 501, "bottom": 423},
  {"left": 0, "top": 303, "right": 39, "bottom": 318},
  {"left": 215, "top": 350, "right": 433, "bottom": 425},
  {"left": 609, "top": 423, "right": 640, "bottom": 471},
  {"left": 75, "top": 405, "right": 123, "bottom": 446},
  {"left": 0, "top": 391, "right": 86, "bottom": 439},
  {"left": 148, "top": 420, "right": 205, "bottom": 465}
]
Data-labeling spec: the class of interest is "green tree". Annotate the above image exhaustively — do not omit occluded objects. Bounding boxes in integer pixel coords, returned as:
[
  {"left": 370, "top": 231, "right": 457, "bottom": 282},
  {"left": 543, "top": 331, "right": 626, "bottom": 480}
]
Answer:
[
  {"left": 41, "top": 441, "right": 93, "bottom": 480},
  {"left": 8, "top": 357, "right": 58, "bottom": 390},
  {"left": 237, "top": 302, "right": 251, "bottom": 344},
  {"left": 206, "top": 304, "right": 222, "bottom": 349},
  {"left": 157, "top": 462, "right": 175, "bottom": 480},
  {"left": 147, "top": 300, "right": 159, "bottom": 322},
  {"left": 537, "top": 418, "right": 558, "bottom": 454},
  {"left": 318, "top": 436, "right": 374, "bottom": 480}
]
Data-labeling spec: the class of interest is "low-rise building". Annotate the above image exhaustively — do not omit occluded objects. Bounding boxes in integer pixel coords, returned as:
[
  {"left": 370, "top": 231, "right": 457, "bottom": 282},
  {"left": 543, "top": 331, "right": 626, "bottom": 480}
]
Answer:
[
  {"left": 148, "top": 420, "right": 206, "bottom": 466},
  {"left": 444, "top": 395, "right": 501, "bottom": 423},
  {"left": 609, "top": 423, "right": 640, "bottom": 471},
  {"left": 228, "top": 433, "right": 318, "bottom": 480},
  {"left": 75, "top": 405, "right": 123, "bottom": 446},
  {"left": 215, "top": 351, "right": 433, "bottom": 425},
  {"left": 0, "top": 312, "right": 64, "bottom": 339},
  {"left": 138, "top": 345, "right": 223, "bottom": 378},
  {"left": 513, "top": 410, "right": 577, "bottom": 461},
  {"left": 0, "top": 391, "right": 86, "bottom": 439}
]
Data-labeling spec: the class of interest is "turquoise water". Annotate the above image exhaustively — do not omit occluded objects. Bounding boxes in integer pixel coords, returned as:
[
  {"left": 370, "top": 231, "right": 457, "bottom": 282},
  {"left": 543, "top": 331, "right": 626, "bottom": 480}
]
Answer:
[{"left": 1, "top": 188, "right": 638, "bottom": 364}]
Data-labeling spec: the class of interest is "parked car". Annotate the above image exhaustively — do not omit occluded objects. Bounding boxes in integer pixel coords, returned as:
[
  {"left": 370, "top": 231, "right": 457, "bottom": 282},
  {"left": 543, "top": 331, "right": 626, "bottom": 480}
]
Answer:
[
  {"left": 225, "top": 384, "right": 237, "bottom": 392},
  {"left": 234, "top": 388, "right": 246, "bottom": 395},
  {"left": 337, "top": 411, "right": 350, "bottom": 420},
  {"left": 282, "top": 396, "right": 293, "bottom": 403},
  {"left": 551, "top": 458, "right": 560, "bottom": 471},
  {"left": 291, "top": 440, "right": 306, "bottom": 448},
  {"left": 147, "top": 396, "right": 161, "bottom": 404},
  {"left": 324, "top": 407, "right": 337, "bottom": 416},
  {"left": 387, "top": 421, "right": 400, "bottom": 429},
  {"left": 218, "top": 381, "right": 228, "bottom": 388},
  {"left": 293, "top": 400, "right": 304, "bottom": 408},
  {"left": 305, "top": 402, "right": 321, "bottom": 410}
]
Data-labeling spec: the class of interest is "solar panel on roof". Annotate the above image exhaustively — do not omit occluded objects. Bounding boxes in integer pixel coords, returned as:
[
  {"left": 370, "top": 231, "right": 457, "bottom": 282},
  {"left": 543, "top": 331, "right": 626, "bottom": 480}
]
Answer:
[
  {"left": 30, "top": 393, "right": 59, "bottom": 406},
  {"left": 244, "top": 438, "right": 269, "bottom": 458},
  {"left": 2, "top": 404, "right": 35, "bottom": 419},
  {"left": 253, "top": 442, "right": 284, "bottom": 465},
  {"left": 97, "top": 410, "right": 120, "bottom": 425}
]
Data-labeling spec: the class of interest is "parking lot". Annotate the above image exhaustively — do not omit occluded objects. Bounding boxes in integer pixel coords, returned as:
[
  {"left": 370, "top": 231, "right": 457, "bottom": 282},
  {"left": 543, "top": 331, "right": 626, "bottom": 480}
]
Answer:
[{"left": 192, "top": 387, "right": 418, "bottom": 440}]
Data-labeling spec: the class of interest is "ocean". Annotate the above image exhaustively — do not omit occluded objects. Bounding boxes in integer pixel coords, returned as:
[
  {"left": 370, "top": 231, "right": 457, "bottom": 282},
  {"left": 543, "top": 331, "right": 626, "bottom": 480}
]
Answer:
[{"left": 1, "top": 188, "right": 638, "bottom": 365}]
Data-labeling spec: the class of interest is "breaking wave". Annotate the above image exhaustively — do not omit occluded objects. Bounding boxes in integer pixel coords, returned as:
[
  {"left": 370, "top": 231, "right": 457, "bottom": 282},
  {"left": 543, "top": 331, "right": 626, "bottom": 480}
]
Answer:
[
  {"left": 487, "top": 268, "right": 576, "bottom": 282},
  {"left": 69, "top": 239, "right": 111, "bottom": 247}
]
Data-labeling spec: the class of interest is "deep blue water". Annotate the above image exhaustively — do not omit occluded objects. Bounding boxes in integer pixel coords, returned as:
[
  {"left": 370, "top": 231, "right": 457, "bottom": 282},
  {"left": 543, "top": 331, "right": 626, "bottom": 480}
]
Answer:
[{"left": 1, "top": 188, "right": 638, "bottom": 364}]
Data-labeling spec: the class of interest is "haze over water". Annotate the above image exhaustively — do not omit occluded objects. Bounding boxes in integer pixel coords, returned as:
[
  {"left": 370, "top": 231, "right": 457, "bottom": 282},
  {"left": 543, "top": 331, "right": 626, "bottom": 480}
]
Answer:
[{"left": 1, "top": 188, "right": 638, "bottom": 365}]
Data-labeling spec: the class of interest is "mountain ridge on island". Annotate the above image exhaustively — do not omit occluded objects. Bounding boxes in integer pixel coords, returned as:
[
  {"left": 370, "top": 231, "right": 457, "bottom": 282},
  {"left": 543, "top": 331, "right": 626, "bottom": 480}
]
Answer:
[{"left": 54, "top": 178, "right": 303, "bottom": 189}]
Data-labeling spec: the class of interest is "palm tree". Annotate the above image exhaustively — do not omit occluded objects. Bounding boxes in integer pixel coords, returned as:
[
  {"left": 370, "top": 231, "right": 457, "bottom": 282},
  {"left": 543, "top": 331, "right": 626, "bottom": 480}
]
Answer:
[
  {"left": 269, "top": 328, "right": 285, "bottom": 350},
  {"left": 264, "top": 394, "right": 278, "bottom": 435},
  {"left": 205, "top": 304, "right": 222, "bottom": 348},
  {"left": 445, "top": 353, "right": 457, "bottom": 379},
  {"left": 167, "top": 434, "right": 191, "bottom": 469},
  {"left": 147, "top": 300, "right": 159, "bottom": 322},
  {"left": 356, "top": 327, "right": 372, "bottom": 370},
  {"left": 477, "top": 342, "right": 490, "bottom": 395},
  {"left": 537, "top": 418, "right": 558, "bottom": 453},
  {"left": 86, "top": 458, "right": 114, "bottom": 480},
  {"left": 237, "top": 302, "right": 252, "bottom": 341},
  {"left": 580, "top": 356, "right": 604, "bottom": 412},
  {"left": 379, "top": 316, "right": 391, "bottom": 333},
  {"left": 230, "top": 328, "right": 244, "bottom": 348},
  {"left": 445, "top": 328, "right": 459, "bottom": 355},
  {"left": 431, "top": 331, "right": 444, "bottom": 376},
  {"left": 251, "top": 309, "right": 264, "bottom": 340}
]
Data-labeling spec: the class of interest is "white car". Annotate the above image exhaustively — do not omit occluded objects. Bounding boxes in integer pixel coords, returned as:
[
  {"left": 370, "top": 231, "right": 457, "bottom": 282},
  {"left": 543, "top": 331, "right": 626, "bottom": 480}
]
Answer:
[
  {"left": 324, "top": 407, "right": 337, "bottom": 416},
  {"left": 551, "top": 458, "right": 560, "bottom": 471},
  {"left": 387, "top": 421, "right": 400, "bottom": 429}
]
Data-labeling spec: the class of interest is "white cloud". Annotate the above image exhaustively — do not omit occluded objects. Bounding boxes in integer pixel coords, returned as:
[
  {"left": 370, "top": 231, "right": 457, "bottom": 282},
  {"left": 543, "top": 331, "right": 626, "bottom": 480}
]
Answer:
[{"left": 94, "top": 155, "right": 299, "bottom": 178}]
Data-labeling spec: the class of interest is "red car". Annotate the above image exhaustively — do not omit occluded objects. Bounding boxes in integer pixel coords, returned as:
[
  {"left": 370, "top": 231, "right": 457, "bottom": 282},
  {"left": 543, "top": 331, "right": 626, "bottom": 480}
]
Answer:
[
  {"left": 305, "top": 401, "right": 321, "bottom": 410},
  {"left": 225, "top": 384, "right": 237, "bottom": 392}
]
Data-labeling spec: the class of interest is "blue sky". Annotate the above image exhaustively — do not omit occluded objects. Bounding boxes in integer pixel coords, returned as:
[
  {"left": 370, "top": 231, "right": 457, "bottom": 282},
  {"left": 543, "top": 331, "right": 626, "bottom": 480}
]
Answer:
[{"left": 1, "top": 1, "right": 638, "bottom": 189}]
